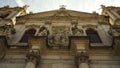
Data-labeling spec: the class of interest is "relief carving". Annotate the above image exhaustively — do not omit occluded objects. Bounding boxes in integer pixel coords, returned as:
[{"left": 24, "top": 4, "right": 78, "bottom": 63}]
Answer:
[
  {"left": 48, "top": 26, "right": 69, "bottom": 48},
  {"left": 108, "top": 28, "right": 120, "bottom": 36},
  {"left": 38, "top": 26, "right": 49, "bottom": 36},
  {"left": 71, "top": 24, "right": 84, "bottom": 36},
  {"left": 0, "top": 25, "right": 16, "bottom": 39}
]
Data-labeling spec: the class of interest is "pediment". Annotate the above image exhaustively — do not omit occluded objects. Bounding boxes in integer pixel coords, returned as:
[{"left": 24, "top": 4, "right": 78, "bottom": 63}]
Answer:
[
  {"left": 19, "top": 8, "right": 99, "bottom": 18},
  {"left": 52, "top": 10, "right": 71, "bottom": 17}
]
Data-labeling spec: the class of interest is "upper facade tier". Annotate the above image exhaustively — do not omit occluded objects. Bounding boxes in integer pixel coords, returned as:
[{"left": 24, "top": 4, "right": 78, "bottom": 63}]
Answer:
[{"left": 16, "top": 7, "right": 107, "bottom": 24}]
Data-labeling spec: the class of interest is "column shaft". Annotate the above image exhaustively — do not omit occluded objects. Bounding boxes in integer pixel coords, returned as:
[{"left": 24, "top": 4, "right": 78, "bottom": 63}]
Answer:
[
  {"left": 79, "top": 63, "right": 89, "bottom": 68},
  {"left": 25, "top": 62, "right": 36, "bottom": 68}
]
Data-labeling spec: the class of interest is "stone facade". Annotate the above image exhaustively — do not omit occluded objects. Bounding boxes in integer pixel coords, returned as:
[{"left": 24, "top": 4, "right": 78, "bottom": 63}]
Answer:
[{"left": 0, "top": 5, "right": 120, "bottom": 68}]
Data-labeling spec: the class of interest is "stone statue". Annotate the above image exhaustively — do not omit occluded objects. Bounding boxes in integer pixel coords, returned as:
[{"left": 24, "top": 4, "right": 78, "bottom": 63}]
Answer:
[
  {"left": 71, "top": 25, "right": 84, "bottom": 36},
  {"left": 38, "top": 26, "right": 49, "bottom": 36},
  {"left": 2, "top": 25, "right": 15, "bottom": 39}
]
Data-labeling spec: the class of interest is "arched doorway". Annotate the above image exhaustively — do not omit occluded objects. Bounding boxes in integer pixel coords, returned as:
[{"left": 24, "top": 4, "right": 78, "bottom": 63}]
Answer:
[
  {"left": 86, "top": 28, "right": 102, "bottom": 43},
  {"left": 19, "top": 28, "right": 36, "bottom": 43}
]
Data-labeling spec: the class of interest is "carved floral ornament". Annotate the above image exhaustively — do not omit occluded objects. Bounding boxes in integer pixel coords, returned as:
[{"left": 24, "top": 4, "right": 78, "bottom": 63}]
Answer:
[{"left": 25, "top": 21, "right": 52, "bottom": 29}]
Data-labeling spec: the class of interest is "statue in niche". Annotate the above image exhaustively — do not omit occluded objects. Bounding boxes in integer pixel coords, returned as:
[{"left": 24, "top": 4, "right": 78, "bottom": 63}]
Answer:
[
  {"left": 71, "top": 24, "right": 84, "bottom": 36},
  {"left": 38, "top": 26, "right": 49, "bottom": 36},
  {"left": 2, "top": 25, "right": 15, "bottom": 39}
]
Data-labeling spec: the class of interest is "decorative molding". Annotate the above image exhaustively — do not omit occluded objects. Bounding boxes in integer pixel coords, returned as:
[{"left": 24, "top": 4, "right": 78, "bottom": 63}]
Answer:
[
  {"left": 52, "top": 9, "right": 71, "bottom": 17},
  {"left": 82, "top": 24, "right": 97, "bottom": 28},
  {"left": 25, "top": 24, "right": 40, "bottom": 28},
  {"left": 48, "top": 26, "right": 70, "bottom": 49}
]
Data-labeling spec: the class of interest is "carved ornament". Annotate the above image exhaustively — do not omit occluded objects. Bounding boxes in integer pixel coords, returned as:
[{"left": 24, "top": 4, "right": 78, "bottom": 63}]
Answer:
[{"left": 48, "top": 26, "right": 70, "bottom": 49}]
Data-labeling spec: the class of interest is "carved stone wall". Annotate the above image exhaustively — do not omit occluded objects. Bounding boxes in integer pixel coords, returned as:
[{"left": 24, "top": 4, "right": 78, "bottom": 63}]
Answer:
[
  {"left": 0, "top": 5, "right": 120, "bottom": 68},
  {"left": 48, "top": 25, "right": 69, "bottom": 49}
]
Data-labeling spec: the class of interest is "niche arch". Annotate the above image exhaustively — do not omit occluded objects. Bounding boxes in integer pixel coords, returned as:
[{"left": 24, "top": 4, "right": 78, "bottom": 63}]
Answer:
[
  {"left": 86, "top": 28, "right": 102, "bottom": 43},
  {"left": 19, "top": 28, "right": 36, "bottom": 43}
]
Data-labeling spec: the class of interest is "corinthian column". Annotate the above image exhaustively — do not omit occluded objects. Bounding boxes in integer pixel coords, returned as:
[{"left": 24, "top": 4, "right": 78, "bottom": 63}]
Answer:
[
  {"left": 79, "top": 63, "right": 89, "bottom": 68},
  {"left": 75, "top": 52, "right": 89, "bottom": 68},
  {"left": 25, "top": 62, "right": 36, "bottom": 68},
  {"left": 25, "top": 50, "right": 40, "bottom": 68}
]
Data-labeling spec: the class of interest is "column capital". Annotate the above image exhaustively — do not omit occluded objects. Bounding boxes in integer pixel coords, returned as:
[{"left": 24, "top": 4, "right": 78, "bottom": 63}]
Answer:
[
  {"left": 76, "top": 52, "right": 89, "bottom": 63},
  {"left": 26, "top": 50, "right": 40, "bottom": 65},
  {"left": 75, "top": 52, "right": 89, "bottom": 68}
]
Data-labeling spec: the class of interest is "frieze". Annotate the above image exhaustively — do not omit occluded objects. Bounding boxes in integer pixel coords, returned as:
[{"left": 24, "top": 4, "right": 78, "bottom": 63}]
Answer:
[
  {"left": 45, "top": 21, "right": 51, "bottom": 25},
  {"left": 82, "top": 24, "right": 97, "bottom": 28},
  {"left": 25, "top": 24, "right": 40, "bottom": 28},
  {"left": 17, "top": 16, "right": 100, "bottom": 23}
]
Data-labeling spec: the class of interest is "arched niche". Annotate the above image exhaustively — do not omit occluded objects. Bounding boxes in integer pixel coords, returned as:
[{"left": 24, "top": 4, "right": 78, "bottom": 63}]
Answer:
[
  {"left": 19, "top": 28, "right": 36, "bottom": 43},
  {"left": 86, "top": 28, "right": 102, "bottom": 43}
]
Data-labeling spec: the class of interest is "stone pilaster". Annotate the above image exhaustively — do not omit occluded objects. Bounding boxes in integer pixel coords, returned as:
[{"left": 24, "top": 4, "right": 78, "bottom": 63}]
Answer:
[
  {"left": 114, "top": 37, "right": 120, "bottom": 56},
  {"left": 25, "top": 36, "right": 46, "bottom": 68},
  {"left": 0, "top": 38, "right": 6, "bottom": 60}
]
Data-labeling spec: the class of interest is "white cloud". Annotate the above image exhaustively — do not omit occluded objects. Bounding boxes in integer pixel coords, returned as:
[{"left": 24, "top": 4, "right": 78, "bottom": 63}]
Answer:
[
  {"left": 20, "top": 0, "right": 120, "bottom": 14},
  {"left": 15, "top": 0, "right": 25, "bottom": 7}
]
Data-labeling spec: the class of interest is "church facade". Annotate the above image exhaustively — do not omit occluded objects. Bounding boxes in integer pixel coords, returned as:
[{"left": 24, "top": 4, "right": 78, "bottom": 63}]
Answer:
[{"left": 0, "top": 5, "right": 120, "bottom": 68}]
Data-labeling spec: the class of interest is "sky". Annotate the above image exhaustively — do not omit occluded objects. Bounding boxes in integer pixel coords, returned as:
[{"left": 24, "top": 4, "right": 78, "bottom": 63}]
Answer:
[{"left": 0, "top": 0, "right": 120, "bottom": 14}]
